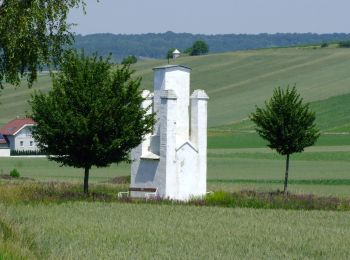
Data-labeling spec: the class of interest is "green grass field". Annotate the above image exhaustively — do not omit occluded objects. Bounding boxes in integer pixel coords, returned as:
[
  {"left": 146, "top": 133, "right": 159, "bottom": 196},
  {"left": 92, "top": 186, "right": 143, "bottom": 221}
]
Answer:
[
  {"left": 1, "top": 203, "right": 350, "bottom": 259},
  {"left": 1, "top": 47, "right": 350, "bottom": 129},
  {"left": 0, "top": 157, "right": 130, "bottom": 183},
  {"left": 133, "top": 47, "right": 350, "bottom": 128},
  {"left": 1, "top": 47, "right": 350, "bottom": 258},
  {"left": 1, "top": 135, "right": 350, "bottom": 197}
]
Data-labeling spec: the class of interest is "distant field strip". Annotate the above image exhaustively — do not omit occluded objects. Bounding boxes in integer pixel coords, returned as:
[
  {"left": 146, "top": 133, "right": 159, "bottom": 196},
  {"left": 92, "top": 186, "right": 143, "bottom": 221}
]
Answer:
[
  {"left": 209, "top": 150, "right": 350, "bottom": 162},
  {"left": 211, "top": 145, "right": 350, "bottom": 153},
  {"left": 208, "top": 179, "right": 350, "bottom": 186},
  {"left": 208, "top": 133, "right": 350, "bottom": 149}
]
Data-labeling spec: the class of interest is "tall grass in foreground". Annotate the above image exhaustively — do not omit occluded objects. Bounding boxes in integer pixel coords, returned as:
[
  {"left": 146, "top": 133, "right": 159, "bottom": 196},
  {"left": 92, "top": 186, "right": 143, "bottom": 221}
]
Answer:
[
  {"left": 1, "top": 202, "right": 350, "bottom": 259},
  {"left": 203, "top": 190, "right": 350, "bottom": 210},
  {"left": 0, "top": 182, "right": 128, "bottom": 204},
  {"left": 1, "top": 182, "right": 349, "bottom": 211},
  {"left": 0, "top": 217, "right": 37, "bottom": 259},
  {"left": 1, "top": 182, "right": 350, "bottom": 258}
]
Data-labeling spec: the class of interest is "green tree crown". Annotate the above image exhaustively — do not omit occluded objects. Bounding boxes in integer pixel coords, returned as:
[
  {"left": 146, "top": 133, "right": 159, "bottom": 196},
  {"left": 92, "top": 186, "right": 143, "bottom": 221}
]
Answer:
[
  {"left": 189, "top": 40, "right": 209, "bottom": 56},
  {"left": 166, "top": 48, "right": 176, "bottom": 59},
  {"left": 0, "top": 0, "right": 85, "bottom": 88},
  {"left": 251, "top": 86, "right": 320, "bottom": 155},
  {"left": 30, "top": 51, "right": 155, "bottom": 193},
  {"left": 121, "top": 55, "right": 137, "bottom": 65}
]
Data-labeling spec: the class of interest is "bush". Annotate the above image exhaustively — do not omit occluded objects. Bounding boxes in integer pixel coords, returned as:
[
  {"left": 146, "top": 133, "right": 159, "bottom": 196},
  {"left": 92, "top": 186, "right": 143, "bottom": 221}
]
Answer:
[
  {"left": 187, "top": 40, "right": 209, "bottom": 56},
  {"left": 320, "top": 43, "right": 329, "bottom": 48},
  {"left": 339, "top": 41, "right": 350, "bottom": 48},
  {"left": 121, "top": 55, "right": 137, "bottom": 65},
  {"left": 10, "top": 150, "right": 47, "bottom": 156},
  {"left": 10, "top": 169, "right": 20, "bottom": 178},
  {"left": 166, "top": 48, "right": 176, "bottom": 59}
]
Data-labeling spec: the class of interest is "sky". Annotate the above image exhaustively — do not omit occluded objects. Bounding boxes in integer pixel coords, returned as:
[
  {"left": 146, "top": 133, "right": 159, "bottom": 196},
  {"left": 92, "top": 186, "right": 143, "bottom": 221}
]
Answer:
[{"left": 68, "top": 0, "right": 350, "bottom": 35}]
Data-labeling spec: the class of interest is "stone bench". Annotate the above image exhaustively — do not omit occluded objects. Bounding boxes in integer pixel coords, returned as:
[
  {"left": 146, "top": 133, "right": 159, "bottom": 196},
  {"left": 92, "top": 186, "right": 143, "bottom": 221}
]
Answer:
[{"left": 118, "top": 187, "right": 158, "bottom": 199}]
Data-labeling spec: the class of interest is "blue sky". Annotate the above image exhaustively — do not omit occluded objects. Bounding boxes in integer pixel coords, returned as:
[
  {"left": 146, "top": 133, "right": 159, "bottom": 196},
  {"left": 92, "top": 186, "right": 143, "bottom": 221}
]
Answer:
[{"left": 68, "top": 0, "right": 350, "bottom": 35}]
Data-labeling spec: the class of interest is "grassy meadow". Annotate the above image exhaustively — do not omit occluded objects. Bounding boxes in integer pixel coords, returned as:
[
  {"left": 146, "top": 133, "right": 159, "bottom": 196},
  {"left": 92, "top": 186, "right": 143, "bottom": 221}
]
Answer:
[
  {"left": 1, "top": 133, "right": 350, "bottom": 197},
  {"left": 2, "top": 47, "right": 350, "bottom": 129},
  {"left": 1, "top": 203, "right": 350, "bottom": 259},
  {"left": 1, "top": 46, "right": 350, "bottom": 258}
]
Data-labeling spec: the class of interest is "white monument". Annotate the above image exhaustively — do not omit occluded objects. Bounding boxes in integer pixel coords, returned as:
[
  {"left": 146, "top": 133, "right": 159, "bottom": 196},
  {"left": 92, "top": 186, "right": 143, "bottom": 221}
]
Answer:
[
  {"left": 172, "top": 49, "right": 181, "bottom": 59},
  {"left": 130, "top": 65, "right": 209, "bottom": 201}
]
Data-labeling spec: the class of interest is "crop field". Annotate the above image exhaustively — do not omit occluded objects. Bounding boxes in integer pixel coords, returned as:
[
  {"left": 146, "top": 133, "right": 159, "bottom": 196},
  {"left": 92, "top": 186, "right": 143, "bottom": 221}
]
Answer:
[
  {"left": 1, "top": 203, "right": 350, "bottom": 259},
  {"left": 1, "top": 132, "right": 350, "bottom": 197},
  {"left": 1, "top": 47, "right": 350, "bottom": 258},
  {"left": 1, "top": 47, "right": 350, "bottom": 129},
  {"left": 0, "top": 157, "right": 130, "bottom": 183}
]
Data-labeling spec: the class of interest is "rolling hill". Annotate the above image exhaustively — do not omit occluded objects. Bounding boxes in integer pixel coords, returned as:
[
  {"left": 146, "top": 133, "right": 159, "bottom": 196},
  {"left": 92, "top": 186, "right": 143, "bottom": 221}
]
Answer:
[
  {"left": 133, "top": 46, "right": 350, "bottom": 131},
  {"left": 74, "top": 32, "right": 350, "bottom": 60},
  {"left": 1, "top": 46, "right": 350, "bottom": 132}
]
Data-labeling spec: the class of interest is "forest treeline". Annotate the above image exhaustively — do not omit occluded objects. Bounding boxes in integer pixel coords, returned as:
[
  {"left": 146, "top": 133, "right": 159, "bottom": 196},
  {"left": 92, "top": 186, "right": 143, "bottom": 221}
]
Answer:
[{"left": 74, "top": 31, "right": 350, "bottom": 61}]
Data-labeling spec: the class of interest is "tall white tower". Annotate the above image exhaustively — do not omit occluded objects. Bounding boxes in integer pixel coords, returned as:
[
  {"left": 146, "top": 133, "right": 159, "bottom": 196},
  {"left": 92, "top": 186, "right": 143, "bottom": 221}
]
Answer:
[{"left": 130, "top": 65, "right": 209, "bottom": 201}]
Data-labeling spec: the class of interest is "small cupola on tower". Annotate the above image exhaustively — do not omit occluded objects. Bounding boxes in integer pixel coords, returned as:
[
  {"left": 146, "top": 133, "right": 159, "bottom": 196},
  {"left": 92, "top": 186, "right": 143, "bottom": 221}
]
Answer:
[{"left": 172, "top": 49, "right": 181, "bottom": 59}]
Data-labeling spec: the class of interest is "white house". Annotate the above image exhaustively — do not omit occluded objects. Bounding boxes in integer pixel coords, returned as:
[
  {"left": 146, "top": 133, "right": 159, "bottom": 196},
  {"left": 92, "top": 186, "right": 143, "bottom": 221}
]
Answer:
[
  {"left": 0, "top": 118, "right": 38, "bottom": 152},
  {"left": 130, "top": 65, "right": 209, "bottom": 201}
]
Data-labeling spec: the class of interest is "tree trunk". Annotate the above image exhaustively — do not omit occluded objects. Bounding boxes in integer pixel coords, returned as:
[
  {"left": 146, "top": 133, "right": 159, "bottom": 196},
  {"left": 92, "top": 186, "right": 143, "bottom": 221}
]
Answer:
[
  {"left": 84, "top": 167, "right": 90, "bottom": 194},
  {"left": 283, "top": 154, "right": 290, "bottom": 194}
]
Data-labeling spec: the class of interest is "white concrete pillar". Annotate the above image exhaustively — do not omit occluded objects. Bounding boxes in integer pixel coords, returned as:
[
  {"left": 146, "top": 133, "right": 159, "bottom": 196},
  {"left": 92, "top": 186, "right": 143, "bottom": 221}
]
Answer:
[
  {"left": 140, "top": 90, "right": 153, "bottom": 155},
  {"left": 152, "top": 69, "right": 166, "bottom": 136},
  {"left": 190, "top": 90, "right": 209, "bottom": 194},
  {"left": 159, "top": 89, "right": 177, "bottom": 198},
  {"left": 152, "top": 65, "right": 191, "bottom": 146},
  {"left": 131, "top": 90, "right": 154, "bottom": 188}
]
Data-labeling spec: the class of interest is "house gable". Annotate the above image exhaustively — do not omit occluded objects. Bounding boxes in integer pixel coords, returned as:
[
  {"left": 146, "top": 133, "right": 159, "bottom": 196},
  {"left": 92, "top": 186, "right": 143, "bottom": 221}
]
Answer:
[
  {"left": 0, "top": 119, "right": 37, "bottom": 151},
  {"left": 0, "top": 118, "right": 35, "bottom": 136}
]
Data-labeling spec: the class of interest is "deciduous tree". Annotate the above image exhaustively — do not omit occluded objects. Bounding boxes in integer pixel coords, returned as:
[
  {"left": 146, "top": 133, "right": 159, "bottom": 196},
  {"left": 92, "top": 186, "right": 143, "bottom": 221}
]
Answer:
[
  {"left": 188, "top": 40, "right": 209, "bottom": 56},
  {"left": 250, "top": 86, "right": 320, "bottom": 194},
  {"left": 121, "top": 55, "right": 137, "bottom": 65},
  {"left": 30, "top": 51, "right": 155, "bottom": 193},
  {"left": 166, "top": 48, "right": 176, "bottom": 63},
  {"left": 0, "top": 0, "right": 86, "bottom": 88}
]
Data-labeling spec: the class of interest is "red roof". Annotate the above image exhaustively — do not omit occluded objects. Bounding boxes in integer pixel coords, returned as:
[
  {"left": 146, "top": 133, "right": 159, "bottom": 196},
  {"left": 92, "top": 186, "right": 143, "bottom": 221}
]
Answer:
[{"left": 0, "top": 118, "right": 36, "bottom": 136}]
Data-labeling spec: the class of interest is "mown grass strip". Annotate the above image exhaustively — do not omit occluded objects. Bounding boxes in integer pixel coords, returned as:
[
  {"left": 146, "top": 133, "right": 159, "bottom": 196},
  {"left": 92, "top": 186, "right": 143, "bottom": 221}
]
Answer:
[
  {"left": 208, "top": 178, "right": 350, "bottom": 185},
  {"left": 208, "top": 151, "right": 350, "bottom": 162},
  {"left": 208, "top": 132, "right": 350, "bottom": 149}
]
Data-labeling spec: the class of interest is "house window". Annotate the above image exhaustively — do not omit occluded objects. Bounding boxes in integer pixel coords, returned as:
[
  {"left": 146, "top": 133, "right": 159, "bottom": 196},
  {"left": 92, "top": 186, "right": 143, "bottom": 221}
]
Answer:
[
  {"left": 30, "top": 141, "right": 33, "bottom": 147},
  {"left": 20, "top": 141, "right": 24, "bottom": 147}
]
